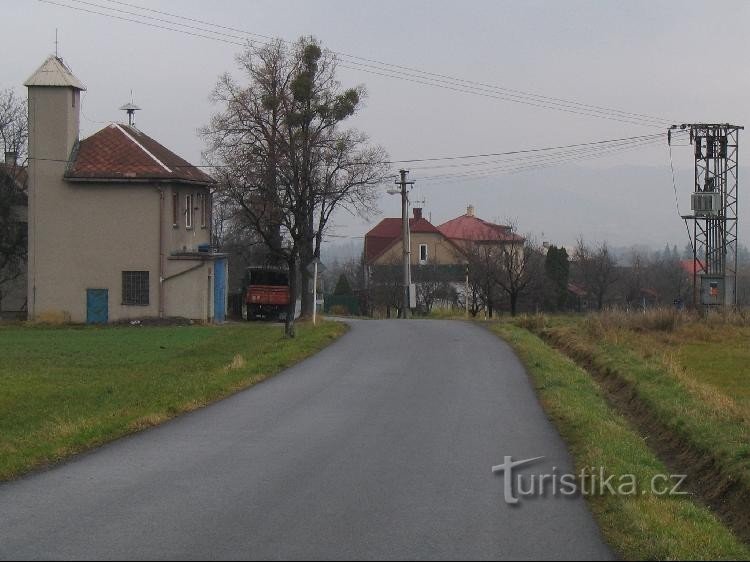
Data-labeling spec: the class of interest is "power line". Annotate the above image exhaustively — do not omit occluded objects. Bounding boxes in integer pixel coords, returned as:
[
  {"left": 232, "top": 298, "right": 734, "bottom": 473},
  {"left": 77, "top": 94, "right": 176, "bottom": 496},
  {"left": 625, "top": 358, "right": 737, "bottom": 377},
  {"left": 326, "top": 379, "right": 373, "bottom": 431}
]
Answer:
[
  {"left": 405, "top": 133, "right": 669, "bottom": 170},
  {"left": 94, "top": 0, "right": 673, "bottom": 126},
  {"left": 417, "top": 135, "right": 676, "bottom": 179},
  {"left": 40, "top": 0, "right": 675, "bottom": 127},
  {"left": 27, "top": 131, "right": 680, "bottom": 172},
  {"left": 336, "top": 60, "right": 668, "bottom": 127},
  {"left": 668, "top": 140, "right": 695, "bottom": 251},
  {"left": 31, "top": 0, "right": 684, "bottom": 183},
  {"left": 416, "top": 135, "right": 676, "bottom": 183}
]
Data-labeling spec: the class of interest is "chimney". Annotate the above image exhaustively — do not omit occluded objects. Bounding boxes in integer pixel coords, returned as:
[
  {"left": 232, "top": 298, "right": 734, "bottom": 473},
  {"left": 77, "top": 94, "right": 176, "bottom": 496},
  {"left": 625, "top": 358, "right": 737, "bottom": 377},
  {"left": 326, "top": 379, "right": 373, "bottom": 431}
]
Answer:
[
  {"left": 4, "top": 151, "right": 17, "bottom": 166},
  {"left": 413, "top": 207, "right": 423, "bottom": 220},
  {"left": 466, "top": 204, "right": 475, "bottom": 217}
]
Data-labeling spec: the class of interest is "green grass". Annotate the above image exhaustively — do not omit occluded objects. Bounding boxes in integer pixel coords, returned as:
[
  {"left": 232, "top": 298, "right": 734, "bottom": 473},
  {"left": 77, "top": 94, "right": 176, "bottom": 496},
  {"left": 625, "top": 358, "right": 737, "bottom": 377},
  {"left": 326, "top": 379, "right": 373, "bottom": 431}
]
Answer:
[
  {"left": 489, "top": 323, "right": 750, "bottom": 561},
  {"left": 571, "top": 310, "right": 750, "bottom": 409},
  {"left": 539, "top": 318, "right": 750, "bottom": 488},
  {"left": 0, "top": 321, "right": 346, "bottom": 481},
  {"left": 679, "top": 341, "right": 750, "bottom": 407}
]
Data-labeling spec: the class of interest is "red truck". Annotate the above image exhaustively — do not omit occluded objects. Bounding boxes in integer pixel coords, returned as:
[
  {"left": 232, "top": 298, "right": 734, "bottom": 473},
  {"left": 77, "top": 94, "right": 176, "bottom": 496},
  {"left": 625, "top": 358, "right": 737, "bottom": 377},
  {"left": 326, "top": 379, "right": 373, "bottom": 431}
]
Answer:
[{"left": 242, "top": 266, "right": 292, "bottom": 321}]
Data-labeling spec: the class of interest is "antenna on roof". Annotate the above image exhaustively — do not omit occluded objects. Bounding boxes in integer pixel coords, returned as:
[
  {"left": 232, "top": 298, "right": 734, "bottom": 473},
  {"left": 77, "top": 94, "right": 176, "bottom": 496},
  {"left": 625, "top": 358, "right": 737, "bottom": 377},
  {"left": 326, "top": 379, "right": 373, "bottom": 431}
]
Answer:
[
  {"left": 412, "top": 191, "right": 430, "bottom": 222},
  {"left": 55, "top": 29, "right": 59, "bottom": 58},
  {"left": 118, "top": 91, "right": 141, "bottom": 126}
]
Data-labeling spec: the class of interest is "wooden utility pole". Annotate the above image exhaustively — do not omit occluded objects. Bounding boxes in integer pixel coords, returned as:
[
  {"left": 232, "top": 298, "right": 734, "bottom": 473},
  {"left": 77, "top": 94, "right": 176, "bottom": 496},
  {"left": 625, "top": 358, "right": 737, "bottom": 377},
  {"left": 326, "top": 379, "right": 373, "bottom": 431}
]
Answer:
[{"left": 396, "top": 170, "right": 415, "bottom": 318}]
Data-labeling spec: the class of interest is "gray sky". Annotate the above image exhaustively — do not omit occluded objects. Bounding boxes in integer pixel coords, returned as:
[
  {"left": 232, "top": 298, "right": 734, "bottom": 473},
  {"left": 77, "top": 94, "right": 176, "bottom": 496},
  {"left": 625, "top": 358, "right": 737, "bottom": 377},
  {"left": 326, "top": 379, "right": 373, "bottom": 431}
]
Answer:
[{"left": 5, "top": 0, "right": 750, "bottom": 250}]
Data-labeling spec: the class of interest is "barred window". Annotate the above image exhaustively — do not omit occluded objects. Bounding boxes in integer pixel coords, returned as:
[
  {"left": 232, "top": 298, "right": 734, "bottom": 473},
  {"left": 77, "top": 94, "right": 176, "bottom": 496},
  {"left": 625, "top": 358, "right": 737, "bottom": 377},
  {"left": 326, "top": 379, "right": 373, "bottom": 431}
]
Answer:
[{"left": 122, "top": 271, "right": 149, "bottom": 306}]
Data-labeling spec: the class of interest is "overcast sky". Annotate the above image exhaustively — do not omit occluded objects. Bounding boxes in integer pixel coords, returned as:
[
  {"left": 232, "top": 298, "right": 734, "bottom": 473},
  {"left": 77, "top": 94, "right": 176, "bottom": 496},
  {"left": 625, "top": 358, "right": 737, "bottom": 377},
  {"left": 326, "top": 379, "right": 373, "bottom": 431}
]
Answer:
[{"left": 5, "top": 0, "right": 750, "bottom": 250}]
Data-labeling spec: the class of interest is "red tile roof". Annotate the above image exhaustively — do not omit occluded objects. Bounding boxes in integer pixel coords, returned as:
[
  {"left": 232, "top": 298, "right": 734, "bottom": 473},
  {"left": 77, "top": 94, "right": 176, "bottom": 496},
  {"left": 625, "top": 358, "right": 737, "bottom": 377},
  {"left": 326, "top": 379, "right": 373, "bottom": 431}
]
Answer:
[
  {"left": 680, "top": 259, "right": 705, "bottom": 276},
  {"left": 365, "top": 217, "right": 442, "bottom": 263},
  {"left": 438, "top": 213, "right": 524, "bottom": 243},
  {"left": 66, "top": 123, "right": 214, "bottom": 184}
]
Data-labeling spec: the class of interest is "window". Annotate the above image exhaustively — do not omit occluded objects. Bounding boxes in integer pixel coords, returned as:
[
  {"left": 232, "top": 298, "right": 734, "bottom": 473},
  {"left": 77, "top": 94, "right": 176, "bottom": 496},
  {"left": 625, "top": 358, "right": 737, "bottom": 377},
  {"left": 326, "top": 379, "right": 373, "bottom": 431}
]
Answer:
[
  {"left": 122, "top": 271, "right": 149, "bottom": 306},
  {"left": 199, "top": 192, "right": 208, "bottom": 229},
  {"left": 185, "top": 194, "right": 193, "bottom": 229},
  {"left": 419, "top": 244, "right": 428, "bottom": 264},
  {"left": 172, "top": 192, "right": 179, "bottom": 227}
]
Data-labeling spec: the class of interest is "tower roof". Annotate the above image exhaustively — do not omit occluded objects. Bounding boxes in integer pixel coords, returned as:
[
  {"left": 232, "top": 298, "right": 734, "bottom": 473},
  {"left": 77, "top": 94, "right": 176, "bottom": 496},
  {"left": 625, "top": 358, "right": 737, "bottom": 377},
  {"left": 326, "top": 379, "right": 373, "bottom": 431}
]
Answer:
[{"left": 24, "top": 56, "right": 86, "bottom": 90}]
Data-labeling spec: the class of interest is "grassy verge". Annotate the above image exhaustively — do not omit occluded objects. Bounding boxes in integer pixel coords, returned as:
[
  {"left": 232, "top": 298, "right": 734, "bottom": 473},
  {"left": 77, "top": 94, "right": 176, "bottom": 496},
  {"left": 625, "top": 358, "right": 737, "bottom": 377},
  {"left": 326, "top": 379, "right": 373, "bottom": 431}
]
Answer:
[
  {"left": 0, "top": 320, "right": 346, "bottom": 481},
  {"left": 488, "top": 322, "right": 750, "bottom": 561},
  {"left": 525, "top": 315, "right": 750, "bottom": 539}
]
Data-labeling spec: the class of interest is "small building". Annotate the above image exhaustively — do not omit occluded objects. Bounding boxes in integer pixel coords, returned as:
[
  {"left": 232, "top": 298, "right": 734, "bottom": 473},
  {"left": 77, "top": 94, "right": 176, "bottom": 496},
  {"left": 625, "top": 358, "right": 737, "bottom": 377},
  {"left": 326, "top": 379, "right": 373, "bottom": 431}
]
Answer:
[
  {"left": 567, "top": 282, "right": 590, "bottom": 312},
  {"left": 25, "top": 56, "right": 227, "bottom": 324}
]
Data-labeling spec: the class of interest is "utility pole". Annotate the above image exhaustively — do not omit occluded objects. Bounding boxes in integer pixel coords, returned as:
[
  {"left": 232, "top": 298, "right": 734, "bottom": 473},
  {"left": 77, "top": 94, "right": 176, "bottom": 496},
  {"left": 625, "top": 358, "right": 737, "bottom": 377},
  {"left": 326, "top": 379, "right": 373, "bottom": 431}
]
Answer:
[{"left": 396, "top": 170, "right": 415, "bottom": 318}]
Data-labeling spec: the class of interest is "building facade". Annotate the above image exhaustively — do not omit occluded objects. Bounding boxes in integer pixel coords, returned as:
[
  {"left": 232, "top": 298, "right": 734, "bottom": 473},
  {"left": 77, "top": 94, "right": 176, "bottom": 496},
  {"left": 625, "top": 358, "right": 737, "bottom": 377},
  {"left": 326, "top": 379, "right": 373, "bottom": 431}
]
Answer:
[
  {"left": 25, "top": 56, "right": 226, "bottom": 324},
  {"left": 364, "top": 208, "right": 467, "bottom": 280}
]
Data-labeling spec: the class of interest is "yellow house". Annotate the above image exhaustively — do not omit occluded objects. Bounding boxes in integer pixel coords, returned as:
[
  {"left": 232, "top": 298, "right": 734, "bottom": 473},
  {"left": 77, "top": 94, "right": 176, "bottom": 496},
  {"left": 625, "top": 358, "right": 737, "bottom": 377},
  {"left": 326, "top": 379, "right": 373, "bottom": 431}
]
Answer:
[{"left": 364, "top": 208, "right": 466, "bottom": 270}]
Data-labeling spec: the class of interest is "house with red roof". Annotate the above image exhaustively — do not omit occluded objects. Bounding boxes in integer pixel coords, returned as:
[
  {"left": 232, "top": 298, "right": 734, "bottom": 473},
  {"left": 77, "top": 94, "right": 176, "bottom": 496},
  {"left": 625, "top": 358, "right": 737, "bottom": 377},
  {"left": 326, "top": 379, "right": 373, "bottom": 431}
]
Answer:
[
  {"left": 437, "top": 205, "right": 525, "bottom": 250},
  {"left": 364, "top": 207, "right": 466, "bottom": 314},
  {"left": 25, "top": 56, "right": 226, "bottom": 324},
  {"left": 364, "top": 205, "right": 526, "bottom": 315},
  {"left": 364, "top": 208, "right": 466, "bottom": 273},
  {"left": 679, "top": 259, "right": 705, "bottom": 277}
]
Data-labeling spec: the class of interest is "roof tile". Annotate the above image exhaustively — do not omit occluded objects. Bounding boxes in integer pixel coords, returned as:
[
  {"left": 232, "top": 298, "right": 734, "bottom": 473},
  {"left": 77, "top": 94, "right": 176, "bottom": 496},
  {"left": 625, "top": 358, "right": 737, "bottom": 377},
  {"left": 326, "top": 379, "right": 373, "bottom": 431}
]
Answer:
[
  {"left": 365, "top": 217, "right": 442, "bottom": 263},
  {"left": 65, "top": 124, "right": 214, "bottom": 184},
  {"left": 438, "top": 213, "right": 524, "bottom": 243}
]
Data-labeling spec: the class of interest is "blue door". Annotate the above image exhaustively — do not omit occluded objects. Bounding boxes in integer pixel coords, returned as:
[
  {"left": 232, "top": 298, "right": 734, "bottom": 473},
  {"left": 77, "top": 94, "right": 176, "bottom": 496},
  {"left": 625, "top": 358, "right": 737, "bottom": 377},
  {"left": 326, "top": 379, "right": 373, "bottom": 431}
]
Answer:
[
  {"left": 213, "top": 258, "right": 227, "bottom": 323},
  {"left": 86, "top": 289, "right": 108, "bottom": 325}
]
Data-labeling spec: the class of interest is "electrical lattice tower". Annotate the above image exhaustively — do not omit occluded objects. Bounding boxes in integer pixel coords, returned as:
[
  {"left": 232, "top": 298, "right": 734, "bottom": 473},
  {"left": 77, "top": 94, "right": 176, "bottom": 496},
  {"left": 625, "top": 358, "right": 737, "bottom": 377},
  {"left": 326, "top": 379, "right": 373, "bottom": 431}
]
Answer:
[{"left": 672, "top": 123, "right": 743, "bottom": 308}]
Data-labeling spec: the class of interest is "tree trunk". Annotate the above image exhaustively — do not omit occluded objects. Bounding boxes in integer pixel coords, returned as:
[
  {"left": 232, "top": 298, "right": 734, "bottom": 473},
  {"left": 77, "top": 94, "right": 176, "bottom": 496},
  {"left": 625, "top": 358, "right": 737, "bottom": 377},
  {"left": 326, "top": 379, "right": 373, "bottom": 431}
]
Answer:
[
  {"left": 300, "top": 268, "right": 313, "bottom": 319},
  {"left": 510, "top": 293, "right": 518, "bottom": 317},
  {"left": 299, "top": 241, "right": 315, "bottom": 319},
  {"left": 285, "top": 256, "right": 299, "bottom": 338}
]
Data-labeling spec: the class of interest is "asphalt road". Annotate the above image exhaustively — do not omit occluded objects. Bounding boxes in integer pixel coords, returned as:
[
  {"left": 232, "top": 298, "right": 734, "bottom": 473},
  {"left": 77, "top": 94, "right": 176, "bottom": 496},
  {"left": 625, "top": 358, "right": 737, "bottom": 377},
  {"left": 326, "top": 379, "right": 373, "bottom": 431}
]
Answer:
[{"left": 0, "top": 320, "right": 613, "bottom": 561}]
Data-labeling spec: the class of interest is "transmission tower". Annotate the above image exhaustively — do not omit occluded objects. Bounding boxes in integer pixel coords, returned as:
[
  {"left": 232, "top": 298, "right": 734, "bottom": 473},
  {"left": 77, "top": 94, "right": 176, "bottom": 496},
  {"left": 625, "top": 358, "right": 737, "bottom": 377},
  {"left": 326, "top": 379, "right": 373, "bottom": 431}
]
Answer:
[{"left": 671, "top": 123, "right": 743, "bottom": 308}]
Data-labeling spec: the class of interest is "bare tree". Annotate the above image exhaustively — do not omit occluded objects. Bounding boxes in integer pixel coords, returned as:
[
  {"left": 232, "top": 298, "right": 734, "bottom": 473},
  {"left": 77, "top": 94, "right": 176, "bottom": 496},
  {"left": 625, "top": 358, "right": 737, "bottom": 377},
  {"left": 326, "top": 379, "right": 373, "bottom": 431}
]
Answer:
[
  {"left": 575, "top": 239, "right": 618, "bottom": 311},
  {"left": 465, "top": 243, "right": 498, "bottom": 317},
  {"left": 323, "top": 254, "right": 364, "bottom": 294},
  {"left": 202, "top": 38, "right": 389, "bottom": 336},
  {"left": 0, "top": 89, "right": 26, "bottom": 160},
  {"left": 622, "top": 249, "right": 647, "bottom": 307},
  {"left": 0, "top": 89, "right": 28, "bottom": 296},
  {"left": 650, "top": 248, "right": 690, "bottom": 306},
  {"left": 490, "top": 228, "right": 541, "bottom": 317}
]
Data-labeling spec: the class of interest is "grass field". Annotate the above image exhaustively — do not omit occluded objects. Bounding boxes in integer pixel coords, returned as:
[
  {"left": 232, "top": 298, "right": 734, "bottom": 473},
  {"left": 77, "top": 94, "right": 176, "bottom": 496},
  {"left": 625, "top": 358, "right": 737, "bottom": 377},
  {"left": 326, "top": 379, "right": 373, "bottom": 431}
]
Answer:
[
  {"left": 633, "top": 322, "right": 750, "bottom": 408},
  {"left": 490, "top": 321, "right": 750, "bottom": 560},
  {"left": 527, "top": 314, "right": 750, "bottom": 537},
  {"left": 0, "top": 321, "right": 346, "bottom": 481}
]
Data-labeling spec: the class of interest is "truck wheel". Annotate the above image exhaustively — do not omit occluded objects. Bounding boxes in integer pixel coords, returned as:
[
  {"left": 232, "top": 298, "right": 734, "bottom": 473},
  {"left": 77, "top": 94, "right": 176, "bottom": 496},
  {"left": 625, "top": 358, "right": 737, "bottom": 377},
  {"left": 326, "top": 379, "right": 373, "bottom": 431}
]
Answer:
[{"left": 248, "top": 305, "right": 259, "bottom": 321}]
